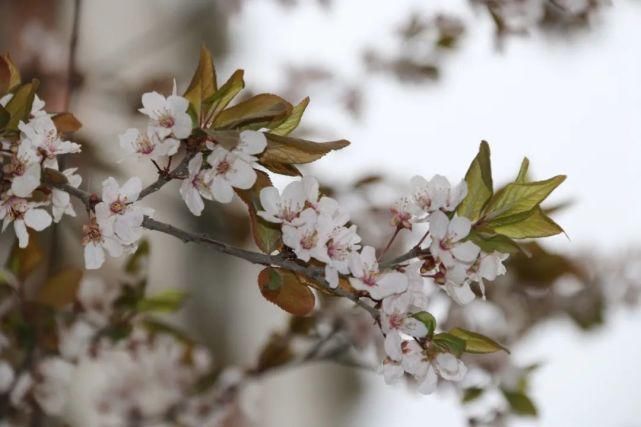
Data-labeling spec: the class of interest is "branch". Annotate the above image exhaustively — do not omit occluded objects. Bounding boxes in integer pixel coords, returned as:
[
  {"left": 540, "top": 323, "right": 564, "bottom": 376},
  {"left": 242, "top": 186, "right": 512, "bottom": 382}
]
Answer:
[{"left": 139, "top": 153, "right": 194, "bottom": 200}]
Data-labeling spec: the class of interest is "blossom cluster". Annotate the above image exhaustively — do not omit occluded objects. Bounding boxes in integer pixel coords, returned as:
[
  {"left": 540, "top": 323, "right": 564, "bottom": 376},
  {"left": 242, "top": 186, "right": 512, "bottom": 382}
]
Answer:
[{"left": 0, "top": 94, "right": 81, "bottom": 248}]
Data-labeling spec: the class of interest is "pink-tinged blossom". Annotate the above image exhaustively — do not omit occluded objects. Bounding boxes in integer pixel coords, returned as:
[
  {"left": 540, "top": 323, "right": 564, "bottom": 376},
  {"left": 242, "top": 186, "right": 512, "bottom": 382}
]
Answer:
[
  {"left": 207, "top": 147, "right": 257, "bottom": 204},
  {"left": 429, "top": 210, "right": 480, "bottom": 268},
  {"left": 282, "top": 208, "right": 333, "bottom": 262},
  {"left": 322, "top": 224, "right": 361, "bottom": 288},
  {"left": 349, "top": 246, "right": 408, "bottom": 300},
  {"left": 81, "top": 216, "right": 128, "bottom": 270},
  {"left": 400, "top": 341, "right": 467, "bottom": 394},
  {"left": 258, "top": 177, "right": 314, "bottom": 225},
  {"left": 0, "top": 196, "right": 52, "bottom": 248},
  {"left": 411, "top": 174, "right": 467, "bottom": 215},
  {"left": 52, "top": 168, "right": 82, "bottom": 222},
  {"left": 9, "top": 142, "right": 41, "bottom": 197},
  {"left": 18, "top": 115, "right": 81, "bottom": 169},
  {"left": 179, "top": 153, "right": 214, "bottom": 216},
  {"left": 139, "top": 86, "right": 192, "bottom": 139},
  {"left": 119, "top": 127, "right": 179, "bottom": 160}
]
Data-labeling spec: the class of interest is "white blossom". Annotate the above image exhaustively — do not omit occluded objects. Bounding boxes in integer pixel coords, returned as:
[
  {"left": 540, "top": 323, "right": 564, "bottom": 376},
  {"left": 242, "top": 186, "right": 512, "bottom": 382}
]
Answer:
[
  {"left": 139, "top": 87, "right": 192, "bottom": 139},
  {"left": 34, "top": 358, "right": 74, "bottom": 416},
  {"left": 411, "top": 175, "right": 467, "bottom": 215},
  {"left": 0, "top": 196, "right": 52, "bottom": 248},
  {"left": 119, "top": 127, "right": 179, "bottom": 160},
  {"left": 81, "top": 216, "right": 128, "bottom": 270},
  {"left": 400, "top": 341, "right": 467, "bottom": 394},
  {"left": 52, "top": 168, "right": 82, "bottom": 222},
  {"left": 0, "top": 361, "right": 14, "bottom": 394},
  {"left": 258, "top": 177, "right": 315, "bottom": 225},
  {"left": 322, "top": 225, "right": 361, "bottom": 288},
  {"left": 349, "top": 246, "right": 408, "bottom": 299},
  {"left": 429, "top": 210, "right": 480, "bottom": 268},
  {"left": 282, "top": 208, "right": 332, "bottom": 262},
  {"left": 18, "top": 115, "right": 81, "bottom": 169},
  {"left": 179, "top": 153, "right": 213, "bottom": 216}
]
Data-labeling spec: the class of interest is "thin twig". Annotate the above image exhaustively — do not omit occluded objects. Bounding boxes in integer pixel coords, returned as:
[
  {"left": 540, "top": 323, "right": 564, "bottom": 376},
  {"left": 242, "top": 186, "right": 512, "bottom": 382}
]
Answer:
[
  {"left": 139, "top": 153, "right": 194, "bottom": 200},
  {"left": 63, "top": 0, "right": 82, "bottom": 112}
]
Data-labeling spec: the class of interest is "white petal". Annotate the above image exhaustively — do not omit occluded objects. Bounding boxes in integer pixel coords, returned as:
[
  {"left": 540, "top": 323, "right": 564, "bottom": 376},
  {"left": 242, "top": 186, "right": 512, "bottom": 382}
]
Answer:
[
  {"left": 417, "top": 364, "right": 438, "bottom": 394},
  {"left": 227, "top": 160, "right": 257, "bottom": 190},
  {"left": 448, "top": 215, "right": 472, "bottom": 242},
  {"left": 24, "top": 209, "right": 52, "bottom": 231},
  {"left": 384, "top": 332, "right": 403, "bottom": 361},
  {"left": 211, "top": 176, "right": 234, "bottom": 203},
  {"left": 139, "top": 92, "right": 167, "bottom": 118},
  {"left": 14, "top": 220, "right": 29, "bottom": 248},
  {"left": 238, "top": 130, "right": 267, "bottom": 155},
  {"left": 374, "top": 271, "right": 409, "bottom": 298},
  {"left": 84, "top": 243, "right": 105, "bottom": 270},
  {"left": 324, "top": 265, "right": 339, "bottom": 289},
  {"left": 451, "top": 241, "right": 480, "bottom": 263},
  {"left": 120, "top": 177, "right": 142, "bottom": 202},
  {"left": 428, "top": 210, "right": 449, "bottom": 240},
  {"left": 445, "top": 281, "right": 476, "bottom": 305}
]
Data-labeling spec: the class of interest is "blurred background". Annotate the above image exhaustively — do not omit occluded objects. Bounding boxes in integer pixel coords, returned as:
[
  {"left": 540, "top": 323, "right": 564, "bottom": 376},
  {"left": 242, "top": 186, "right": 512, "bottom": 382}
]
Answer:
[{"left": 1, "top": 0, "right": 641, "bottom": 426}]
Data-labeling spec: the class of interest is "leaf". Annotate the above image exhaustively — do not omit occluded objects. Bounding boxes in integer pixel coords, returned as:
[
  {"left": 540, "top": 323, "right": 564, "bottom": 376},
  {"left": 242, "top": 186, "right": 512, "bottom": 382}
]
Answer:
[
  {"left": 52, "top": 112, "right": 82, "bottom": 133},
  {"left": 412, "top": 311, "right": 436, "bottom": 337},
  {"left": 502, "top": 390, "right": 538, "bottom": 416},
  {"left": 462, "top": 387, "right": 485, "bottom": 403},
  {"left": 270, "top": 97, "right": 310, "bottom": 136},
  {"left": 236, "top": 170, "right": 283, "bottom": 253},
  {"left": 259, "top": 160, "right": 302, "bottom": 176},
  {"left": 432, "top": 332, "right": 466, "bottom": 357},
  {"left": 203, "top": 69, "right": 244, "bottom": 125},
  {"left": 489, "top": 207, "right": 564, "bottom": 239},
  {"left": 184, "top": 46, "right": 217, "bottom": 122},
  {"left": 0, "top": 54, "right": 21, "bottom": 93},
  {"left": 4, "top": 80, "right": 39, "bottom": 130},
  {"left": 467, "top": 231, "right": 523, "bottom": 254},
  {"left": 258, "top": 268, "right": 315, "bottom": 316},
  {"left": 7, "top": 231, "right": 43, "bottom": 281},
  {"left": 449, "top": 327, "right": 509, "bottom": 354},
  {"left": 34, "top": 268, "right": 83, "bottom": 309},
  {"left": 137, "top": 290, "right": 186, "bottom": 313},
  {"left": 483, "top": 175, "right": 566, "bottom": 221},
  {"left": 457, "top": 141, "right": 493, "bottom": 221},
  {"left": 124, "top": 240, "right": 150, "bottom": 275},
  {"left": 0, "top": 105, "right": 9, "bottom": 129},
  {"left": 213, "top": 94, "right": 292, "bottom": 129},
  {"left": 260, "top": 133, "right": 350, "bottom": 166},
  {"left": 515, "top": 157, "right": 529, "bottom": 183}
]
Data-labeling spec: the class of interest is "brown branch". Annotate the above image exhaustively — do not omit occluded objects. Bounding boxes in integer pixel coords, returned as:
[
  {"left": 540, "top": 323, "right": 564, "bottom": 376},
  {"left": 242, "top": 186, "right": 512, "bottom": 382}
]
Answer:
[{"left": 139, "top": 153, "right": 194, "bottom": 200}]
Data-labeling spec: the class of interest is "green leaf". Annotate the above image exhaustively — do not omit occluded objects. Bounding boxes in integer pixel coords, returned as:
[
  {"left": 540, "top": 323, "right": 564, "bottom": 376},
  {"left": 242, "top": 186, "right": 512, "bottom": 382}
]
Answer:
[
  {"left": 432, "top": 332, "right": 466, "bottom": 357},
  {"left": 258, "top": 268, "right": 315, "bottom": 316},
  {"left": 457, "top": 141, "right": 493, "bottom": 221},
  {"left": 7, "top": 231, "right": 43, "bottom": 281},
  {"left": 412, "top": 311, "right": 436, "bottom": 337},
  {"left": 4, "top": 80, "right": 39, "bottom": 130},
  {"left": 270, "top": 97, "right": 310, "bottom": 136},
  {"left": 489, "top": 207, "right": 564, "bottom": 239},
  {"left": 0, "top": 54, "right": 21, "bottom": 93},
  {"left": 483, "top": 175, "right": 566, "bottom": 221},
  {"left": 125, "top": 240, "right": 151, "bottom": 275},
  {"left": 236, "top": 171, "right": 283, "bottom": 254},
  {"left": 184, "top": 46, "right": 217, "bottom": 123},
  {"left": 462, "top": 387, "right": 485, "bottom": 403},
  {"left": 502, "top": 390, "right": 538, "bottom": 416},
  {"left": 34, "top": 268, "right": 83, "bottom": 309},
  {"left": 0, "top": 105, "right": 9, "bottom": 129},
  {"left": 260, "top": 133, "right": 350, "bottom": 166},
  {"left": 137, "top": 290, "right": 186, "bottom": 313},
  {"left": 467, "top": 231, "right": 523, "bottom": 254},
  {"left": 449, "top": 327, "right": 509, "bottom": 354},
  {"left": 213, "top": 94, "right": 292, "bottom": 129},
  {"left": 515, "top": 157, "right": 529, "bottom": 183},
  {"left": 203, "top": 69, "right": 245, "bottom": 126}
]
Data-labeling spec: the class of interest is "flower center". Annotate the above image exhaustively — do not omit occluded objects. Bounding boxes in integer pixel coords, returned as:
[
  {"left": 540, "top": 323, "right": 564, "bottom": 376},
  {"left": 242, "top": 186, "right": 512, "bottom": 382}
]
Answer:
[
  {"left": 216, "top": 160, "right": 231, "bottom": 175},
  {"left": 300, "top": 231, "right": 318, "bottom": 250},
  {"left": 110, "top": 199, "right": 126, "bottom": 214},
  {"left": 158, "top": 114, "right": 175, "bottom": 128},
  {"left": 82, "top": 221, "right": 102, "bottom": 245},
  {"left": 136, "top": 135, "right": 155, "bottom": 155}
]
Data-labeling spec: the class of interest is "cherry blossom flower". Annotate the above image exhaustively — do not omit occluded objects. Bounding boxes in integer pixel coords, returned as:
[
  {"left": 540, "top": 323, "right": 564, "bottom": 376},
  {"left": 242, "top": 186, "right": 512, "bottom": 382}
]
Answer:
[
  {"left": 207, "top": 147, "right": 257, "bottom": 203},
  {"left": 33, "top": 358, "right": 73, "bottom": 416},
  {"left": 233, "top": 130, "right": 268, "bottom": 163},
  {"left": 349, "top": 246, "right": 408, "bottom": 299},
  {"left": 429, "top": 210, "right": 480, "bottom": 268},
  {"left": 81, "top": 216, "right": 128, "bottom": 270},
  {"left": 18, "top": 115, "right": 81, "bottom": 168},
  {"left": 469, "top": 251, "right": 509, "bottom": 299},
  {"left": 382, "top": 262, "right": 432, "bottom": 314},
  {"left": 179, "top": 153, "right": 214, "bottom": 216},
  {"left": 258, "top": 177, "right": 312, "bottom": 225},
  {"left": 282, "top": 208, "right": 333, "bottom": 262},
  {"left": 0, "top": 361, "right": 14, "bottom": 394},
  {"left": 119, "top": 127, "right": 179, "bottom": 160},
  {"left": 411, "top": 175, "right": 467, "bottom": 215},
  {"left": 9, "top": 142, "right": 41, "bottom": 197},
  {"left": 322, "top": 224, "right": 361, "bottom": 288},
  {"left": 51, "top": 168, "right": 82, "bottom": 222},
  {"left": 400, "top": 340, "right": 467, "bottom": 394},
  {"left": 381, "top": 310, "right": 428, "bottom": 361},
  {"left": 0, "top": 196, "right": 52, "bottom": 248},
  {"left": 94, "top": 177, "right": 150, "bottom": 244},
  {"left": 139, "top": 87, "right": 192, "bottom": 139},
  {"left": 391, "top": 196, "right": 420, "bottom": 230}
]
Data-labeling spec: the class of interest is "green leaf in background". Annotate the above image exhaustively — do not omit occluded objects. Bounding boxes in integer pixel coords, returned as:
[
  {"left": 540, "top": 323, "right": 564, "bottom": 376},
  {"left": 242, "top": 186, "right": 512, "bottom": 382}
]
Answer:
[
  {"left": 137, "top": 289, "right": 187, "bottom": 313},
  {"left": 483, "top": 175, "right": 566, "bottom": 221},
  {"left": 467, "top": 231, "right": 523, "bottom": 254},
  {"left": 236, "top": 170, "right": 283, "bottom": 254},
  {"left": 184, "top": 46, "right": 217, "bottom": 122},
  {"left": 502, "top": 390, "right": 538, "bottom": 416},
  {"left": 270, "top": 97, "right": 310, "bottom": 136},
  {"left": 0, "top": 105, "right": 9, "bottom": 130},
  {"left": 457, "top": 141, "right": 493, "bottom": 221},
  {"left": 125, "top": 240, "right": 151, "bottom": 275},
  {"left": 412, "top": 311, "right": 436, "bottom": 337},
  {"left": 258, "top": 267, "right": 315, "bottom": 317},
  {"left": 34, "top": 268, "right": 83, "bottom": 309},
  {"left": 213, "top": 93, "right": 292, "bottom": 129},
  {"left": 203, "top": 69, "right": 245, "bottom": 126},
  {"left": 489, "top": 207, "right": 564, "bottom": 239},
  {"left": 432, "top": 332, "right": 466, "bottom": 357},
  {"left": 462, "top": 387, "right": 485, "bottom": 403},
  {"left": 449, "top": 327, "right": 510, "bottom": 354},
  {"left": 7, "top": 231, "right": 43, "bottom": 281}
]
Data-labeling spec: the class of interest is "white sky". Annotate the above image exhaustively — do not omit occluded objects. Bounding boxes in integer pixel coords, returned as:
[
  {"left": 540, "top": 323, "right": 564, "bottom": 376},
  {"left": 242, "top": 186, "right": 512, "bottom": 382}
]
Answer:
[{"left": 225, "top": 1, "right": 641, "bottom": 426}]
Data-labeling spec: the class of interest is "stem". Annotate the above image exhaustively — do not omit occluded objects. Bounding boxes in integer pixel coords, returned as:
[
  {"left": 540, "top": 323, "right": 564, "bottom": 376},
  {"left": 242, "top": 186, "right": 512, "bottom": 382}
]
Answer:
[
  {"left": 378, "top": 226, "right": 401, "bottom": 262},
  {"left": 62, "top": 0, "right": 82, "bottom": 112},
  {"left": 139, "top": 152, "right": 194, "bottom": 200}
]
